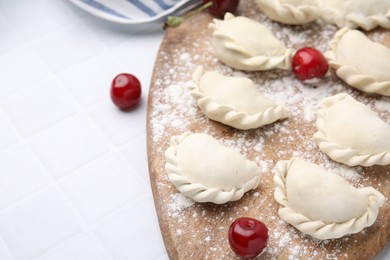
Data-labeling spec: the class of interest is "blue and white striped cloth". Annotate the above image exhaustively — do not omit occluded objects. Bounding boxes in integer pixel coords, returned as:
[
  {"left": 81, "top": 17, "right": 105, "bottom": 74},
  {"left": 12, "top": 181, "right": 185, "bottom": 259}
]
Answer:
[{"left": 69, "top": 0, "right": 200, "bottom": 24}]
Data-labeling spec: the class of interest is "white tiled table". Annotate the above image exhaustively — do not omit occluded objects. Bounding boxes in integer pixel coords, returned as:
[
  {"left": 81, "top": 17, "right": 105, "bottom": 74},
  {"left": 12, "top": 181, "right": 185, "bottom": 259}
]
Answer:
[
  {"left": 0, "top": 0, "right": 167, "bottom": 259},
  {"left": 0, "top": 1, "right": 389, "bottom": 260}
]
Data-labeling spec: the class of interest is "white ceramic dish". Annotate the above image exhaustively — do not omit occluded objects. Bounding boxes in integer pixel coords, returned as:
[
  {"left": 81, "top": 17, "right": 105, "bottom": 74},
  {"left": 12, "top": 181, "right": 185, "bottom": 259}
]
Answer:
[{"left": 68, "top": 0, "right": 200, "bottom": 24}]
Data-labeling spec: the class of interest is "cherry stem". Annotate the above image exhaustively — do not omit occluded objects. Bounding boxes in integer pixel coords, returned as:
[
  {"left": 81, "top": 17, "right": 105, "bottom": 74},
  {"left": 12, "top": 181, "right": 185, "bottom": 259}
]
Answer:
[{"left": 164, "top": 1, "right": 213, "bottom": 29}]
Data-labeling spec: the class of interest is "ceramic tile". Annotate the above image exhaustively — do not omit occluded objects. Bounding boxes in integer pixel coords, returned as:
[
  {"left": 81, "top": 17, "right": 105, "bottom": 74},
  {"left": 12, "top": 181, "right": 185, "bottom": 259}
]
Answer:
[
  {"left": 60, "top": 153, "right": 147, "bottom": 223},
  {"left": 95, "top": 196, "right": 166, "bottom": 260},
  {"left": 0, "top": 144, "right": 49, "bottom": 210},
  {"left": 0, "top": 46, "right": 49, "bottom": 100},
  {"left": 0, "top": 237, "right": 15, "bottom": 260},
  {"left": 31, "top": 21, "right": 104, "bottom": 72},
  {"left": 0, "top": 110, "right": 19, "bottom": 152},
  {"left": 0, "top": 1, "right": 179, "bottom": 259},
  {"left": 111, "top": 34, "right": 162, "bottom": 91},
  {"left": 378, "top": 246, "right": 390, "bottom": 260},
  {"left": 81, "top": 16, "right": 133, "bottom": 48},
  {"left": 120, "top": 134, "right": 150, "bottom": 185},
  {"left": 0, "top": 16, "right": 20, "bottom": 54},
  {"left": 0, "top": 187, "right": 82, "bottom": 259},
  {"left": 35, "top": 233, "right": 112, "bottom": 260},
  {"left": 0, "top": 0, "right": 86, "bottom": 41},
  {"left": 88, "top": 99, "right": 147, "bottom": 146},
  {"left": 29, "top": 115, "right": 110, "bottom": 179},
  {"left": 60, "top": 53, "right": 123, "bottom": 108},
  {"left": 156, "top": 253, "right": 170, "bottom": 260},
  {"left": 2, "top": 80, "right": 78, "bottom": 137}
]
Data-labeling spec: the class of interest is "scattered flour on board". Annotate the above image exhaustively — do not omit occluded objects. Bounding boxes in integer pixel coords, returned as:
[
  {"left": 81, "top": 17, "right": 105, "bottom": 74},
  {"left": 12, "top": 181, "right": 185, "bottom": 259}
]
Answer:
[
  {"left": 375, "top": 97, "right": 390, "bottom": 113},
  {"left": 168, "top": 193, "right": 195, "bottom": 219},
  {"left": 151, "top": 80, "right": 197, "bottom": 142}
]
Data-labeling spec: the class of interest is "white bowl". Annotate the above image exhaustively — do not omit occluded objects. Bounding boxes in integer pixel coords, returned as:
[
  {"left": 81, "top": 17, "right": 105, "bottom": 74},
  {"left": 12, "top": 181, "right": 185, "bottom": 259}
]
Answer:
[{"left": 68, "top": 0, "right": 199, "bottom": 24}]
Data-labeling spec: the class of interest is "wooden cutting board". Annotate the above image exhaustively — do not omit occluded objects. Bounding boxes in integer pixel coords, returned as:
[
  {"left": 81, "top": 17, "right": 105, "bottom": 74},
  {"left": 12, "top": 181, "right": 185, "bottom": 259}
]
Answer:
[{"left": 147, "top": 1, "right": 390, "bottom": 259}]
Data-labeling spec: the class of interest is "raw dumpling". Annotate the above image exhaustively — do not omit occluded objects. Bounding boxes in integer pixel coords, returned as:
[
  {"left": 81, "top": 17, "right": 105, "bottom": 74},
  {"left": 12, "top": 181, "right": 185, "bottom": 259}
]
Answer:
[
  {"left": 255, "top": 0, "right": 320, "bottom": 24},
  {"left": 165, "top": 132, "right": 261, "bottom": 204},
  {"left": 325, "top": 27, "right": 390, "bottom": 96},
  {"left": 314, "top": 93, "right": 390, "bottom": 166},
  {"left": 188, "top": 66, "right": 289, "bottom": 130},
  {"left": 274, "top": 157, "right": 385, "bottom": 240},
  {"left": 319, "top": 0, "right": 390, "bottom": 30},
  {"left": 209, "top": 13, "right": 291, "bottom": 71}
]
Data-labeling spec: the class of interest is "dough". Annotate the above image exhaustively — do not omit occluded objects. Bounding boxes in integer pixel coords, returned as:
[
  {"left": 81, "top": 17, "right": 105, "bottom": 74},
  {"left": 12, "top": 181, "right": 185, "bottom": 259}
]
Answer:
[
  {"left": 255, "top": 0, "right": 320, "bottom": 24},
  {"left": 319, "top": 0, "right": 390, "bottom": 30},
  {"left": 274, "top": 157, "right": 385, "bottom": 240},
  {"left": 209, "top": 13, "right": 291, "bottom": 71},
  {"left": 188, "top": 66, "right": 289, "bottom": 130},
  {"left": 325, "top": 27, "right": 390, "bottom": 96},
  {"left": 314, "top": 93, "right": 390, "bottom": 166},
  {"left": 165, "top": 132, "right": 261, "bottom": 204}
]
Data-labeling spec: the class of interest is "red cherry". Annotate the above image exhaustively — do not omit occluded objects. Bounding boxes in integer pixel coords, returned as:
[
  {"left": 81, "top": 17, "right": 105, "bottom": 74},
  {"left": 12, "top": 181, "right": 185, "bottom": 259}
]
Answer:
[
  {"left": 203, "top": 0, "right": 240, "bottom": 18},
  {"left": 110, "top": 73, "right": 141, "bottom": 109},
  {"left": 228, "top": 217, "right": 268, "bottom": 259},
  {"left": 292, "top": 47, "right": 329, "bottom": 82}
]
